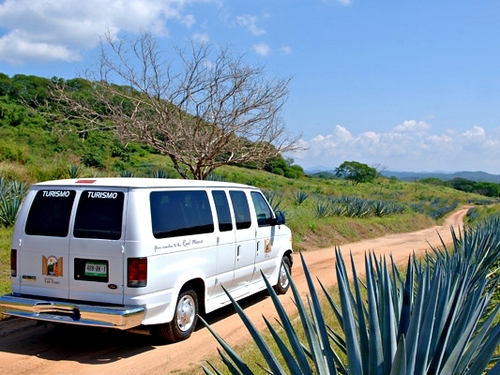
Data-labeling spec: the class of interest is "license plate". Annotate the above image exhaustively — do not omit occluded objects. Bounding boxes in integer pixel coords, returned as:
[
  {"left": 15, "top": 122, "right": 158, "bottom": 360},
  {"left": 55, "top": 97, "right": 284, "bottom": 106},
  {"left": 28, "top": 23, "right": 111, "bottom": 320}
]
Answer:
[{"left": 84, "top": 262, "right": 107, "bottom": 277}]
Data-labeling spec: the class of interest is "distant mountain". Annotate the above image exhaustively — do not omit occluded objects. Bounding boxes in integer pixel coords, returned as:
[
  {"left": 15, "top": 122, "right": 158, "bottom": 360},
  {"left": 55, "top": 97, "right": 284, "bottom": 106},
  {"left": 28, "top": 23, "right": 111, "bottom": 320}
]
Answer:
[
  {"left": 381, "top": 171, "right": 500, "bottom": 183},
  {"left": 305, "top": 167, "right": 500, "bottom": 183}
]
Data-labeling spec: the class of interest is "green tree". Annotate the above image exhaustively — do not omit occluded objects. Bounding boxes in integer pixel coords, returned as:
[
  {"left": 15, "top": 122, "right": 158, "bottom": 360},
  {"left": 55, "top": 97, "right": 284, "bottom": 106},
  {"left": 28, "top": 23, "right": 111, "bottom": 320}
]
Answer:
[
  {"left": 473, "top": 182, "right": 500, "bottom": 197},
  {"left": 334, "top": 160, "right": 377, "bottom": 184},
  {"left": 448, "top": 177, "right": 476, "bottom": 192},
  {"left": 9, "top": 74, "right": 51, "bottom": 108},
  {"left": 264, "top": 155, "right": 304, "bottom": 179}
]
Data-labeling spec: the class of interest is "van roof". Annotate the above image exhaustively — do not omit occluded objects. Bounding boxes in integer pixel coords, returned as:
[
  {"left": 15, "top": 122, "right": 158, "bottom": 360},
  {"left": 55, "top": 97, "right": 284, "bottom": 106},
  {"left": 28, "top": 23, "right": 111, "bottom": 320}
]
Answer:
[{"left": 35, "top": 178, "right": 257, "bottom": 190}]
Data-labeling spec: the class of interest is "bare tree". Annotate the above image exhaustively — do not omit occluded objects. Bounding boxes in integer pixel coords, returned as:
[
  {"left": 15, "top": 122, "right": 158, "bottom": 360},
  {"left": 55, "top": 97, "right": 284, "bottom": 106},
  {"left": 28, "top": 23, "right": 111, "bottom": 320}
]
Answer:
[
  {"left": 371, "top": 163, "right": 388, "bottom": 178},
  {"left": 51, "top": 32, "right": 302, "bottom": 179}
]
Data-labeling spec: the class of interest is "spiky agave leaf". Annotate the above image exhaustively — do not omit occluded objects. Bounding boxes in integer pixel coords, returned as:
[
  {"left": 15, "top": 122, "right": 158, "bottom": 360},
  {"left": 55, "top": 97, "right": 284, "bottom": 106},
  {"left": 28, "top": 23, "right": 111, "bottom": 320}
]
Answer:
[
  {"left": 201, "top": 284, "right": 287, "bottom": 375},
  {"left": 199, "top": 314, "right": 253, "bottom": 375}
]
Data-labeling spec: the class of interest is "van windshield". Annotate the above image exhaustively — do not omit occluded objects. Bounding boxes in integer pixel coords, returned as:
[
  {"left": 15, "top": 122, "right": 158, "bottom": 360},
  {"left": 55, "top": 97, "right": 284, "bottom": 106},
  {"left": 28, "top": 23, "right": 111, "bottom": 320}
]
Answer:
[{"left": 150, "top": 191, "right": 214, "bottom": 239}]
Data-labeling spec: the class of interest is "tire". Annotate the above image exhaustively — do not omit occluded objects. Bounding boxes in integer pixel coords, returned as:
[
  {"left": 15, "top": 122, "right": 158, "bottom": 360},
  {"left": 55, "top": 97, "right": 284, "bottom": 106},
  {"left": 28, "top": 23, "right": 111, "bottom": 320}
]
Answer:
[
  {"left": 273, "top": 256, "right": 292, "bottom": 295},
  {"left": 156, "top": 289, "right": 198, "bottom": 342}
]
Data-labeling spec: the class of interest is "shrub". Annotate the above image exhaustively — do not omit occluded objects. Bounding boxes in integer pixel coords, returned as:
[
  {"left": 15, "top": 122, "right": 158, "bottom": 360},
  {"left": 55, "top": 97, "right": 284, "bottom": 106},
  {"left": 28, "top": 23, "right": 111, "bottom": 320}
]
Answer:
[{"left": 81, "top": 150, "right": 107, "bottom": 169}]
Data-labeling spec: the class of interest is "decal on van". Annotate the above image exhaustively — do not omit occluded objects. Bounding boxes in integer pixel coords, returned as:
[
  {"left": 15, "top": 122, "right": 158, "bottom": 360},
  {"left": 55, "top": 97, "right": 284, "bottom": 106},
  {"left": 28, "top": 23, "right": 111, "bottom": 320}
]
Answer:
[
  {"left": 265, "top": 239, "right": 272, "bottom": 253},
  {"left": 42, "top": 190, "right": 71, "bottom": 198},
  {"left": 86, "top": 191, "right": 119, "bottom": 199},
  {"left": 154, "top": 238, "right": 205, "bottom": 251},
  {"left": 42, "top": 255, "right": 63, "bottom": 277}
]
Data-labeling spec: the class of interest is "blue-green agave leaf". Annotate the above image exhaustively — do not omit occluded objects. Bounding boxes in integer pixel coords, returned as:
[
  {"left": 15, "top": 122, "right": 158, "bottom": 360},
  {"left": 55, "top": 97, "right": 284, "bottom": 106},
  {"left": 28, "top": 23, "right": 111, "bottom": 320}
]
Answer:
[
  {"left": 389, "top": 336, "right": 407, "bottom": 375},
  {"left": 263, "top": 314, "right": 309, "bottom": 375},
  {"left": 219, "top": 285, "right": 287, "bottom": 375},
  {"left": 300, "top": 252, "right": 338, "bottom": 374},
  {"left": 199, "top": 315, "right": 252, "bottom": 375},
  {"left": 335, "top": 248, "right": 363, "bottom": 375},
  {"left": 260, "top": 268, "right": 313, "bottom": 374}
]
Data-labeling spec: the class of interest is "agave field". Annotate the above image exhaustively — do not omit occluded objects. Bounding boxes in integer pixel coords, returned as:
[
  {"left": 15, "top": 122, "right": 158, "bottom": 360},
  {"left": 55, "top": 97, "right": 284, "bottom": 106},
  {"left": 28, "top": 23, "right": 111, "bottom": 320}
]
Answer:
[{"left": 203, "top": 214, "right": 500, "bottom": 374}]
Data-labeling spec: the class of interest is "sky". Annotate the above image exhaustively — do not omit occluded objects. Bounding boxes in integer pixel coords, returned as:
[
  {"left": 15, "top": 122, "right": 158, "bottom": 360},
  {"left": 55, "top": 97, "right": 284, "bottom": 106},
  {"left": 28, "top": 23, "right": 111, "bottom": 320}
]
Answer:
[{"left": 1, "top": 0, "right": 500, "bottom": 174}]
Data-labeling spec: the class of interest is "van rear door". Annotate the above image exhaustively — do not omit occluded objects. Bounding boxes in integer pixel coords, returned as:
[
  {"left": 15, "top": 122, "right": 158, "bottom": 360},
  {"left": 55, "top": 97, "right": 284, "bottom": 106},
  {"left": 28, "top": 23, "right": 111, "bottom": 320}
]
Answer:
[
  {"left": 17, "top": 188, "right": 76, "bottom": 299},
  {"left": 68, "top": 189, "right": 126, "bottom": 305}
]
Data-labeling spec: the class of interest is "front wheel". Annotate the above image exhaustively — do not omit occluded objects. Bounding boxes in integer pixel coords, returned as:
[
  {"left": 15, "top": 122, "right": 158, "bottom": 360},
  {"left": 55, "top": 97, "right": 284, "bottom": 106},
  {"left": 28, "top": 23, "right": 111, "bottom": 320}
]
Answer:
[
  {"left": 156, "top": 289, "right": 198, "bottom": 342},
  {"left": 273, "top": 256, "right": 292, "bottom": 295}
]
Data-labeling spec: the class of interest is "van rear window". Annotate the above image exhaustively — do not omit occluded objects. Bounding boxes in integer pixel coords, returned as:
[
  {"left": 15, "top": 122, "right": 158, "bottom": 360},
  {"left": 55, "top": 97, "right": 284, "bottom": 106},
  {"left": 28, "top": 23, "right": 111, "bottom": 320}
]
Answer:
[
  {"left": 73, "top": 191, "right": 124, "bottom": 240},
  {"left": 150, "top": 191, "right": 214, "bottom": 239},
  {"left": 25, "top": 190, "right": 76, "bottom": 237}
]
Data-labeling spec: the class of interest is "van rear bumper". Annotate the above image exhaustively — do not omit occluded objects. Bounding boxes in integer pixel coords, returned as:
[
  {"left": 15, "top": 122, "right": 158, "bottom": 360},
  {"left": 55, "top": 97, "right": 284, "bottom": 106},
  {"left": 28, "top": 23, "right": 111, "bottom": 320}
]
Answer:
[{"left": 0, "top": 294, "right": 145, "bottom": 330}]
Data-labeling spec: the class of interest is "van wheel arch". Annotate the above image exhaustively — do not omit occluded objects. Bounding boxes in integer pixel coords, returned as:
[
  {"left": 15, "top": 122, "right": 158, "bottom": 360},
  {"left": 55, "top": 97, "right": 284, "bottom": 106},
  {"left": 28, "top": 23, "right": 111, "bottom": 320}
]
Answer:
[
  {"left": 155, "top": 279, "right": 205, "bottom": 342},
  {"left": 155, "top": 288, "right": 198, "bottom": 342}
]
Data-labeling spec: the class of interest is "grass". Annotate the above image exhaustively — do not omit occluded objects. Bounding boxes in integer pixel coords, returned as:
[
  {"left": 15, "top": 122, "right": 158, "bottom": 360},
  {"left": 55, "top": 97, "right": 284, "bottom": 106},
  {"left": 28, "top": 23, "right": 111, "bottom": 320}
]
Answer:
[{"left": 0, "top": 227, "right": 12, "bottom": 316}]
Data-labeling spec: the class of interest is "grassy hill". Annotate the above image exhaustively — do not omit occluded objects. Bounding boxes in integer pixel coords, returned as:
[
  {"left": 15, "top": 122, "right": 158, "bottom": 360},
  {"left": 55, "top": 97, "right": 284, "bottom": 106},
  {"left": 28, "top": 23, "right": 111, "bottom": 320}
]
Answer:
[{"left": 2, "top": 72, "right": 500, "bottom": 298}]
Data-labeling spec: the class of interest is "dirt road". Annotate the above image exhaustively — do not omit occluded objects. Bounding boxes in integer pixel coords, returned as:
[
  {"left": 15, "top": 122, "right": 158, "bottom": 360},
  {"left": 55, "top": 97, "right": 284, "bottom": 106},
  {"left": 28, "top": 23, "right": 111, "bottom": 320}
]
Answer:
[{"left": 0, "top": 208, "right": 468, "bottom": 374}]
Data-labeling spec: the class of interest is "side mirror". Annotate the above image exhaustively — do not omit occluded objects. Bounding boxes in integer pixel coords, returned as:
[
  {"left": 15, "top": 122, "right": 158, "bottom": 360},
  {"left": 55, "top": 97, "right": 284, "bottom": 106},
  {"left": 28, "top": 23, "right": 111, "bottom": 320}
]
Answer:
[{"left": 274, "top": 211, "right": 286, "bottom": 225}]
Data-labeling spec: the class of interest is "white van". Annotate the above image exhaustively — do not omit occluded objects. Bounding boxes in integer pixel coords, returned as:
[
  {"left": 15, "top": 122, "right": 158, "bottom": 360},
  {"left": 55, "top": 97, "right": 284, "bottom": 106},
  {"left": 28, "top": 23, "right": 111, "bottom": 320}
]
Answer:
[{"left": 0, "top": 178, "right": 293, "bottom": 342}]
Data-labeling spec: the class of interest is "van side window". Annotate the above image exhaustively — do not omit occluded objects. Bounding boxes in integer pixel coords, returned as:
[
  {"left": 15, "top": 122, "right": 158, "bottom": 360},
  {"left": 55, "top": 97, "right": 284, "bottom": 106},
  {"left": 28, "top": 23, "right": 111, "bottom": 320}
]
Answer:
[
  {"left": 151, "top": 191, "right": 214, "bottom": 238},
  {"left": 74, "top": 191, "right": 124, "bottom": 240},
  {"left": 250, "top": 191, "right": 274, "bottom": 227},
  {"left": 25, "top": 190, "right": 76, "bottom": 237},
  {"left": 212, "top": 191, "right": 233, "bottom": 232},
  {"left": 229, "top": 191, "right": 251, "bottom": 230}
]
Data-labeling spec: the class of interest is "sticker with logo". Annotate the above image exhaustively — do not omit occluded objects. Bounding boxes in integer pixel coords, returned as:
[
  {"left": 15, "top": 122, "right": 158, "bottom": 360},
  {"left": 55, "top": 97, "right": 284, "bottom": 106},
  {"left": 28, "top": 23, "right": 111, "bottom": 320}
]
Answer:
[
  {"left": 265, "top": 238, "right": 272, "bottom": 253},
  {"left": 42, "top": 255, "right": 64, "bottom": 277}
]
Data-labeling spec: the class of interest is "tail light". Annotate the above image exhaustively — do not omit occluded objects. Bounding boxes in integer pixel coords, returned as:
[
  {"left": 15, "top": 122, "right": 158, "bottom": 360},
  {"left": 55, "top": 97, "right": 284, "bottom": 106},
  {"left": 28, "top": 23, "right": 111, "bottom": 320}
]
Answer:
[
  {"left": 11, "top": 249, "right": 17, "bottom": 277},
  {"left": 127, "top": 257, "right": 147, "bottom": 287}
]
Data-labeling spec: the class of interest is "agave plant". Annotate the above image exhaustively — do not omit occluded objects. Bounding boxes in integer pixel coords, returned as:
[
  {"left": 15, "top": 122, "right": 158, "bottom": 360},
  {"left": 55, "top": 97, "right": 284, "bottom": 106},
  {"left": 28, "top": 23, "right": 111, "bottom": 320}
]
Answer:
[
  {"left": 67, "top": 164, "right": 82, "bottom": 178},
  {"left": 263, "top": 190, "right": 285, "bottom": 212},
  {"left": 314, "top": 201, "right": 331, "bottom": 218},
  {"left": 201, "top": 215, "right": 500, "bottom": 374},
  {"left": 294, "top": 191, "right": 309, "bottom": 205},
  {"left": 0, "top": 178, "right": 29, "bottom": 227}
]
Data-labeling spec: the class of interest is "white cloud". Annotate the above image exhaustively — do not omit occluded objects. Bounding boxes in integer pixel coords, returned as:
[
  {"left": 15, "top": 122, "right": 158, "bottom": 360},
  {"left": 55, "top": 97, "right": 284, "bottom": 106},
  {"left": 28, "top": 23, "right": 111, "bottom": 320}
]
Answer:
[
  {"left": 291, "top": 121, "right": 500, "bottom": 173},
  {"left": 462, "top": 125, "right": 485, "bottom": 139},
  {"left": 0, "top": 30, "right": 81, "bottom": 64},
  {"left": 393, "top": 120, "right": 430, "bottom": 134},
  {"left": 236, "top": 14, "right": 266, "bottom": 36},
  {"left": 0, "top": 0, "right": 211, "bottom": 64},
  {"left": 337, "top": 0, "right": 352, "bottom": 5},
  {"left": 280, "top": 46, "right": 292, "bottom": 55},
  {"left": 253, "top": 42, "right": 270, "bottom": 56},
  {"left": 191, "top": 32, "right": 210, "bottom": 44}
]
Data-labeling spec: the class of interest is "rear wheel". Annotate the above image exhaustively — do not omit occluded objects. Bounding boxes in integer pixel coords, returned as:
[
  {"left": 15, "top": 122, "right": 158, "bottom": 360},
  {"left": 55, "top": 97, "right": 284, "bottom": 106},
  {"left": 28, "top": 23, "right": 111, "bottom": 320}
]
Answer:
[
  {"left": 273, "top": 256, "right": 292, "bottom": 295},
  {"left": 156, "top": 289, "right": 198, "bottom": 342}
]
